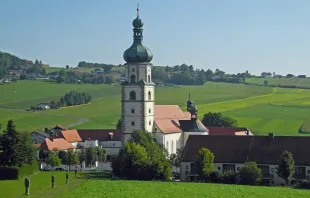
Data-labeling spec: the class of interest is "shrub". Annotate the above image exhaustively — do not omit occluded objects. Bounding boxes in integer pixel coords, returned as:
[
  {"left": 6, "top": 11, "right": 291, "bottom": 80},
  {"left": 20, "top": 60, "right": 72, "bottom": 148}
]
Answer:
[
  {"left": 0, "top": 167, "right": 18, "bottom": 180},
  {"left": 297, "top": 180, "right": 310, "bottom": 189},
  {"left": 205, "top": 170, "right": 223, "bottom": 183},
  {"left": 239, "top": 162, "right": 262, "bottom": 185},
  {"left": 222, "top": 171, "right": 238, "bottom": 184}
]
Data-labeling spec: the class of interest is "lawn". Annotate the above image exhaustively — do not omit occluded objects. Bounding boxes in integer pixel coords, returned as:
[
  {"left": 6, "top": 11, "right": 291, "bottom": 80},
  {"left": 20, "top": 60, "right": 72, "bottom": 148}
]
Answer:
[
  {"left": 0, "top": 171, "right": 83, "bottom": 198},
  {"left": 2, "top": 80, "right": 310, "bottom": 135},
  {"left": 57, "top": 179, "right": 310, "bottom": 198}
]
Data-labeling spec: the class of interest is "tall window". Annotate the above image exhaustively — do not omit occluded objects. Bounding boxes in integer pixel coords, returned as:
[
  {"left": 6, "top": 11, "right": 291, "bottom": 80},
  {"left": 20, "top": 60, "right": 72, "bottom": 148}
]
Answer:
[
  {"left": 171, "top": 141, "right": 174, "bottom": 154},
  {"left": 147, "top": 75, "right": 150, "bottom": 82},
  {"left": 130, "top": 75, "right": 136, "bottom": 83},
  {"left": 130, "top": 91, "right": 136, "bottom": 100},
  {"left": 148, "top": 91, "right": 151, "bottom": 100},
  {"left": 131, "top": 108, "right": 135, "bottom": 114},
  {"left": 166, "top": 141, "right": 169, "bottom": 154}
]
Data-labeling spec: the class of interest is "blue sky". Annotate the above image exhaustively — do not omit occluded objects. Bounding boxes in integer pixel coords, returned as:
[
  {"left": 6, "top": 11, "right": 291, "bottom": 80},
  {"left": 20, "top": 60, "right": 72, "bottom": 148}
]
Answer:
[{"left": 1, "top": 0, "right": 310, "bottom": 75}]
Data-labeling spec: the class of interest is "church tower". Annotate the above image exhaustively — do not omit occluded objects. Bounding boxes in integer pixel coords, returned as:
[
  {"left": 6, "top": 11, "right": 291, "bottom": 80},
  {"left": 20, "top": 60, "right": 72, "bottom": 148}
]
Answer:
[{"left": 121, "top": 6, "right": 155, "bottom": 143}]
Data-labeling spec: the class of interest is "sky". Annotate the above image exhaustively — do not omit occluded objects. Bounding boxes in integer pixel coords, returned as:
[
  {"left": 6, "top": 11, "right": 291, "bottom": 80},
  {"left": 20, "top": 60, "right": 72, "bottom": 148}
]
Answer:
[{"left": 1, "top": 0, "right": 310, "bottom": 75}]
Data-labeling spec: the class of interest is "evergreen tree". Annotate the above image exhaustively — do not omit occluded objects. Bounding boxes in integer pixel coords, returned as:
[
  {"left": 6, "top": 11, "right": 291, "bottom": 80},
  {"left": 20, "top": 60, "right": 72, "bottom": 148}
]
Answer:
[
  {"left": 277, "top": 150, "right": 295, "bottom": 185},
  {"left": 0, "top": 120, "right": 21, "bottom": 166}
]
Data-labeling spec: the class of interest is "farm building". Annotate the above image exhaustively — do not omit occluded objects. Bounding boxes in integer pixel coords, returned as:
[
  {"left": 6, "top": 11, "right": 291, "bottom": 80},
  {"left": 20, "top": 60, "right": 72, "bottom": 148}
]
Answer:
[{"left": 180, "top": 134, "right": 310, "bottom": 185}]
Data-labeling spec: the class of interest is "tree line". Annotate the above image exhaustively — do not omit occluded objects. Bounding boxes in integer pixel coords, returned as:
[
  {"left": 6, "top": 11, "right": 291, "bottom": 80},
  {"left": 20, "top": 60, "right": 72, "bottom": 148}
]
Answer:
[
  {"left": 77, "top": 61, "right": 115, "bottom": 73},
  {"left": 39, "top": 146, "right": 106, "bottom": 170},
  {"left": 55, "top": 69, "right": 116, "bottom": 84}
]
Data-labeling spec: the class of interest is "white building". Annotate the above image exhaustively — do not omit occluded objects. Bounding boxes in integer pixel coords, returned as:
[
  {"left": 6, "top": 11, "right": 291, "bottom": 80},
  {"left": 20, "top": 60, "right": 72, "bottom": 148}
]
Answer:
[
  {"left": 120, "top": 8, "right": 209, "bottom": 155},
  {"left": 180, "top": 134, "right": 310, "bottom": 185},
  {"left": 38, "top": 103, "right": 50, "bottom": 110}
]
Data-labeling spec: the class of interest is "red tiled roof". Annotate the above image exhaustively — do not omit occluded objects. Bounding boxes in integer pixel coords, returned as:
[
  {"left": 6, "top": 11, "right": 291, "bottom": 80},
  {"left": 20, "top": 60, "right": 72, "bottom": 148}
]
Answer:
[
  {"left": 77, "top": 129, "right": 121, "bottom": 141},
  {"left": 154, "top": 105, "right": 191, "bottom": 133},
  {"left": 207, "top": 127, "right": 253, "bottom": 136},
  {"left": 58, "top": 130, "right": 82, "bottom": 143},
  {"left": 41, "top": 138, "right": 75, "bottom": 151}
]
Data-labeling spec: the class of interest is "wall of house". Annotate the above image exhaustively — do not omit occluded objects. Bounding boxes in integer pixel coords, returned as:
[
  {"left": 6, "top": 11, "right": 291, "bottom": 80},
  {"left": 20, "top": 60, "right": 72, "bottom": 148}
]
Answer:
[
  {"left": 99, "top": 140, "right": 121, "bottom": 156},
  {"left": 163, "top": 133, "right": 182, "bottom": 155},
  {"left": 182, "top": 131, "right": 208, "bottom": 147},
  {"left": 77, "top": 140, "right": 98, "bottom": 149},
  {"left": 181, "top": 162, "right": 310, "bottom": 185}
]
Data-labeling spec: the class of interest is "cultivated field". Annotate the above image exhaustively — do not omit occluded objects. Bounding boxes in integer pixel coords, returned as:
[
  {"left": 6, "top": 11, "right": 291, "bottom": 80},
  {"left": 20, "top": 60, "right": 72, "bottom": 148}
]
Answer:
[
  {"left": 246, "top": 77, "right": 310, "bottom": 88},
  {"left": 1, "top": 80, "right": 310, "bottom": 135}
]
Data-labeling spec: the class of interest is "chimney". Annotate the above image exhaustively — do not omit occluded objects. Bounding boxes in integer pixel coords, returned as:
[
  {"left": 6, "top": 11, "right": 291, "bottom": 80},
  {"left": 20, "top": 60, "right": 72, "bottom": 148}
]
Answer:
[{"left": 268, "top": 132, "right": 274, "bottom": 140}]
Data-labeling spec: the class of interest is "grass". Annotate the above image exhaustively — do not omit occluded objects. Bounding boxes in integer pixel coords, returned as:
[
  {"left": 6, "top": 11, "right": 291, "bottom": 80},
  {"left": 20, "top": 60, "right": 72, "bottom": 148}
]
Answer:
[
  {"left": 2, "top": 80, "right": 310, "bottom": 135},
  {"left": 0, "top": 171, "right": 84, "bottom": 198},
  {"left": 56, "top": 179, "right": 310, "bottom": 198},
  {"left": 2, "top": 171, "right": 310, "bottom": 198},
  {"left": 246, "top": 77, "right": 310, "bottom": 88}
]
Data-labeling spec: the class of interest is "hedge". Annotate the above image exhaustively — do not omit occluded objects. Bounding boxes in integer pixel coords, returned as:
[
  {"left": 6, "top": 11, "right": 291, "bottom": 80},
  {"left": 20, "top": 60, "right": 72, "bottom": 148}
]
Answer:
[{"left": 0, "top": 161, "right": 39, "bottom": 180}]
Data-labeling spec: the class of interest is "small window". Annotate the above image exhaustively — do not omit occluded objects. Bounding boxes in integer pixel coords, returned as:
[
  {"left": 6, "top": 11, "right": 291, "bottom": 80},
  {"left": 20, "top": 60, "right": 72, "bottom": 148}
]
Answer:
[
  {"left": 149, "top": 109, "right": 151, "bottom": 113},
  {"left": 149, "top": 121, "right": 151, "bottom": 125},
  {"left": 218, "top": 166, "right": 221, "bottom": 170},
  {"left": 147, "top": 75, "right": 150, "bottom": 82},
  {"left": 131, "top": 121, "right": 135, "bottom": 126},
  {"left": 131, "top": 68, "right": 135, "bottom": 72},
  {"left": 155, "top": 128, "right": 157, "bottom": 132},
  {"left": 307, "top": 170, "right": 310, "bottom": 174},
  {"left": 271, "top": 168, "right": 274, "bottom": 172},
  {"left": 131, "top": 108, "right": 135, "bottom": 114},
  {"left": 130, "top": 75, "right": 136, "bottom": 83},
  {"left": 113, "top": 143, "right": 115, "bottom": 146},
  {"left": 186, "top": 165, "right": 189, "bottom": 169},
  {"left": 130, "top": 91, "right": 136, "bottom": 100},
  {"left": 237, "top": 167, "right": 240, "bottom": 171},
  {"left": 148, "top": 91, "right": 151, "bottom": 100}
]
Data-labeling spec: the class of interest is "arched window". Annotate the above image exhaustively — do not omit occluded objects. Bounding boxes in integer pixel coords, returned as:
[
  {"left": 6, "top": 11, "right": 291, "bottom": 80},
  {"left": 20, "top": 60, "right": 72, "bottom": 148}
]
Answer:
[
  {"left": 147, "top": 75, "right": 150, "bottom": 82},
  {"left": 171, "top": 140, "right": 174, "bottom": 154},
  {"left": 149, "top": 120, "right": 151, "bottom": 125},
  {"left": 130, "top": 75, "right": 136, "bottom": 83},
  {"left": 130, "top": 91, "right": 136, "bottom": 100},
  {"left": 148, "top": 91, "right": 151, "bottom": 100},
  {"left": 149, "top": 109, "right": 151, "bottom": 113}
]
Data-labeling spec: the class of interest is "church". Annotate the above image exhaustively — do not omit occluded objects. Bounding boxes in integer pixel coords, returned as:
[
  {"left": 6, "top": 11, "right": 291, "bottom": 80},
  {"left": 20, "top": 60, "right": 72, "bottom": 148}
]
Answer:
[{"left": 120, "top": 7, "right": 209, "bottom": 155}]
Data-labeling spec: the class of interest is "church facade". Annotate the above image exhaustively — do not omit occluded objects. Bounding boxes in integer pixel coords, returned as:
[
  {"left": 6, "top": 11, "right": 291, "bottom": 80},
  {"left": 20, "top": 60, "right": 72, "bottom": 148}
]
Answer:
[{"left": 120, "top": 8, "right": 209, "bottom": 155}]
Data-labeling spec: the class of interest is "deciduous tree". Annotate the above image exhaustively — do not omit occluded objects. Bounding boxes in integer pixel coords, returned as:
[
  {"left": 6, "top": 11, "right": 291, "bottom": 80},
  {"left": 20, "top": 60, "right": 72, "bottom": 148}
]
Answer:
[
  {"left": 277, "top": 150, "right": 295, "bottom": 185},
  {"left": 239, "top": 161, "right": 262, "bottom": 185},
  {"left": 195, "top": 147, "right": 215, "bottom": 179},
  {"left": 201, "top": 112, "right": 237, "bottom": 127}
]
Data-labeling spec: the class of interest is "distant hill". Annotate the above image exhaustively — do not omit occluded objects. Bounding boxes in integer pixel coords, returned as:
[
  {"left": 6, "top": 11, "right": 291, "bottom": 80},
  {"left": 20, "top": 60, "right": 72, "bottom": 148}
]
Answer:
[{"left": 0, "top": 51, "right": 35, "bottom": 78}]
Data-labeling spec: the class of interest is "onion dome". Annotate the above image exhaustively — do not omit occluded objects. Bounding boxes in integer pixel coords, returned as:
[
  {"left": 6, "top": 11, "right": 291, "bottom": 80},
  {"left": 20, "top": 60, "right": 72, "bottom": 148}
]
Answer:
[{"left": 123, "top": 7, "right": 153, "bottom": 63}]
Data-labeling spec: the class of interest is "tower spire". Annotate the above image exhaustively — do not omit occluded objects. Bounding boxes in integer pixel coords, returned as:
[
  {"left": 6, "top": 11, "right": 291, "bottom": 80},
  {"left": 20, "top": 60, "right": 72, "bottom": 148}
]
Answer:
[{"left": 137, "top": 2, "right": 140, "bottom": 17}]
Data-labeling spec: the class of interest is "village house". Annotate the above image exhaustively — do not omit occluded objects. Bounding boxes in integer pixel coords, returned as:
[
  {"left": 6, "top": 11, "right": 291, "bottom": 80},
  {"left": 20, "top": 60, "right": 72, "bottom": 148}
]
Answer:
[
  {"left": 207, "top": 127, "right": 253, "bottom": 136},
  {"left": 180, "top": 134, "right": 310, "bottom": 185},
  {"left": 31, "top": 130, "right": 50, "bottom": 144}
]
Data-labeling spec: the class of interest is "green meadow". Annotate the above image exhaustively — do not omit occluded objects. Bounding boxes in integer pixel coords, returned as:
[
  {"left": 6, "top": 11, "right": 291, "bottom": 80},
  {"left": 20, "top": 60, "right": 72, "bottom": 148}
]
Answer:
[
  {"left": 1, "top": 80, "right": 310, "bottom": 135},
  {"left": 1, "top": 171, "right": 309, "bottom": 198}
]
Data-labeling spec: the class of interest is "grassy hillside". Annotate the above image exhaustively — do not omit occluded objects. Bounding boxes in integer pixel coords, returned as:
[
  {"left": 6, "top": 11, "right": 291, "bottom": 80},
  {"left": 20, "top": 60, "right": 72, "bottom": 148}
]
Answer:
[
  {"left": 246, "top": 77, "right": 310, "bottom": 88},
  {"left": 1, "top": 80, "right": 310, "bottom": 135}
]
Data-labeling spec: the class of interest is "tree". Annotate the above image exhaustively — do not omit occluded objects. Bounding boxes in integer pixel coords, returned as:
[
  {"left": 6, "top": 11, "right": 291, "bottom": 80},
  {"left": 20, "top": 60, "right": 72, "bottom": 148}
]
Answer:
[
  {"left": 239, "top": 161, "right": 262, "bottom": 185},
  {"left": 264, "top": 80, "right": 268, "bottom": 86},
  {"left": 195, "top": 148, "right": 215, "bottom": 179},
  {"left": 95, "top": 147, "right": 106, "bottom": 162},
  {"left": 47, "top": 153, "right": 61, "bottom": 170},
  {"left": 170, "top": 147, "right": 184, "bottom": 167},
  {"left": 286, "top": 74, "right": 294, "bottom": 78},
  {"left": 58, "top": 150, "right": 68, "bottom": 165},
  {"left": 116, "top": 119, "right": 121, "bottom": 130},
  {"left": 86, "top": 147, "right": 97, "bottom": 167},
  {"left": 78, "top": 148, "right": 86, "bottom": 165},
  {"left": 66, "top": 65, "right": 69, "bottom": 70},
  {"left": 112, "top": 130, "right": 172, "bottom": 180},
  {"left": 201, "top": 112, "right": 238, "bottom": 127},
  {"left": 277, "top": 150, "right": 295, "bottom": 185},
  {"left": 0, "top": 120, "right": 21, "bottom": 166},
  {"left": 67, "top": 149, "right": 79, "bottom": 170},
  {"left": 18, "top": 132, "right": 36, "bottom": 164}
]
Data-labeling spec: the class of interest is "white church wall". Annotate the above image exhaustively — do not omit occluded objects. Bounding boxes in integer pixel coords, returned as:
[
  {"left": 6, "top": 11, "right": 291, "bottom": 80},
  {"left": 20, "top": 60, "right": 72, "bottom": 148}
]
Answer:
[
  {"left": 163, "top": 133, "right": 182, "bottom": 155},
  {"left": 143, "top": 86, "right": 155, "bottom": 133}
]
